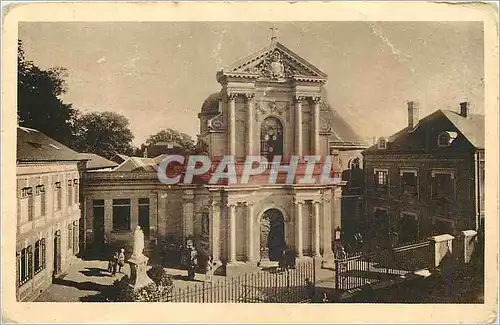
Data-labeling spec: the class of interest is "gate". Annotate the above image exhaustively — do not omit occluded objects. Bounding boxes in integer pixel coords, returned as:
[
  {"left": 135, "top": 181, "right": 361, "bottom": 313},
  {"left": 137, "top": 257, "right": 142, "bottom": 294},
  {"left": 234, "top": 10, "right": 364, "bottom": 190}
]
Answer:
[{"left": 334, "top": 240, "right": 431, "bottom": 291}]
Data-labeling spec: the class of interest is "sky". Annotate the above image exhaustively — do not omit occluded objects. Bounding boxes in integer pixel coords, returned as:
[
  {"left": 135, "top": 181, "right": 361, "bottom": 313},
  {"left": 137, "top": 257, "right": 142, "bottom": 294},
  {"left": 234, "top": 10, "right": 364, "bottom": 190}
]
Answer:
[{"left": 19, "top": 22, "right": 484, "bottom": 146}]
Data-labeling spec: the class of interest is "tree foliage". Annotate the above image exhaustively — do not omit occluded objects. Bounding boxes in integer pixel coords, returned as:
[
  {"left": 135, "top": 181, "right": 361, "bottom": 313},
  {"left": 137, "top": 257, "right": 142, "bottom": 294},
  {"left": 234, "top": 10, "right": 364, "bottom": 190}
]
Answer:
[
  {"left": 73, "top": 111, "right": 135, "bottom": 159},
  {"left": 17, "top": 40, "right": 78, "bottom": 146},
  {"left": 141, "top": 129, "right": 196, "bottom": 153}
]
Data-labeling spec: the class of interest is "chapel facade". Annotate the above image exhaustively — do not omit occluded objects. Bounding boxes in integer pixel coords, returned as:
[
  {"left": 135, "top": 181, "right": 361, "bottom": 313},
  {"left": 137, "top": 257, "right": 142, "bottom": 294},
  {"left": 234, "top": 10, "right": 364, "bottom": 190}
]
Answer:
[{"left": 82, "top": 38, "right": 367, "bottom": 274}]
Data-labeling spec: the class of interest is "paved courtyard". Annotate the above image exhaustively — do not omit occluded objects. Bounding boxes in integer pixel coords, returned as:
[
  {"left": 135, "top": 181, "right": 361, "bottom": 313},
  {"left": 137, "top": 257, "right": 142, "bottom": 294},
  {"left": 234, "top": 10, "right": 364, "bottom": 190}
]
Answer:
[{"left": 35, "top": 258, "right": 337, "bottom": 302}]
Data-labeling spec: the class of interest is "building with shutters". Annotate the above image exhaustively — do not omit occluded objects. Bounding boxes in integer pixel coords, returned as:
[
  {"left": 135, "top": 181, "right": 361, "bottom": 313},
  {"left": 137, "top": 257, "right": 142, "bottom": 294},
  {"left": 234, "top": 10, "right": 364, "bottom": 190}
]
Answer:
[
  {"left": 363, "top": 101, "right": 485, "bottom": 246},
  {"left": 16, "top": 126, "right": 86, "bottom": 301}
]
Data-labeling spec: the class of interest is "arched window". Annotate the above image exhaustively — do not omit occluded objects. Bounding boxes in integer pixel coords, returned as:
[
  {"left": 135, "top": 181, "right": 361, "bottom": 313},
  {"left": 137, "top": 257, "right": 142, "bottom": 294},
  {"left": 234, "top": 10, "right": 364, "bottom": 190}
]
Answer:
[{"left": 260, "top": 117, "right": 284, "bottom": 161}]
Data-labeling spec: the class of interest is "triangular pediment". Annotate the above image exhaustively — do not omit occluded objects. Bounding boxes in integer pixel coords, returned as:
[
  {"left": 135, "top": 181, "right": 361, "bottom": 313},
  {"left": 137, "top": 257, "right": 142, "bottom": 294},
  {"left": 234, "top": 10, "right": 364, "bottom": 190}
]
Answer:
[{"left": 220, "top": 42, "right": 327, "bottom": 82}]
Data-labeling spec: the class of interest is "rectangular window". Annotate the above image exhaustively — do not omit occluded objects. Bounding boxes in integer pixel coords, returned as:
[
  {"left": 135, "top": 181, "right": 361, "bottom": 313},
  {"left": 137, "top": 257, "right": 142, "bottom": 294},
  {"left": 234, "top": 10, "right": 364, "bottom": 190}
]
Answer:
[
  {"left": 19, "top": 187, "right": 32, "bottom": 224},
  {"left": 18, "top": 245, "right": 33, "bottom": 286},
  {"left": 67, "top": 180, "right": 73, "bottom": 207},
  {"left": 433, "top": 218, "right": 454, "bottom": 236},
  {"left": 374, "top": 208, "right": 389, "bottom": 231},
  {"left": 68, "top": 224, "right": 73, "bottom": 250},
  {"left": 138, "top": 198, "right": 150, "bottom": 239},
  {"left": 374, "top": 169, "right": 389, "bottom": 192},
  {"left": 93, "top": 200, "right": 105, "bottom": 244},
  {"left": 55, "top": 182, "right": 61, "bottom": 211},
  {"left": 34, "top": 185, "right": 45, "bottom": 218},
  {"left": 401, "top": 171, "right": 418, "bottom": 196},
  {"left": 113, "top": 199, "right": 131, "bottom": 231},
  {"left": 73, "top": 222, "right": 79, "bottom": 255},
  {"left": 74, "top": 179, "right": 79, "bottom": 205},
  {"left": 431, "top": 172, "right": 454, "bottom": 201},
  {"left": 399, "top": 213, "right": 419, "bottom": 244},
  {"left": 34, "top": 238, "right": 46, "bottom": 274}
]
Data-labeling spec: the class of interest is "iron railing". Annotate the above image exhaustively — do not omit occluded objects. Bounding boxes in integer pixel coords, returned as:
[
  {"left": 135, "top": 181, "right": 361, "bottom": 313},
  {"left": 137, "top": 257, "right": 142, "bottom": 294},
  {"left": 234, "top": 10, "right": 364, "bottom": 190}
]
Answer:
[{"left": 167, "top": 259, "right": 315, "bottom": 303}]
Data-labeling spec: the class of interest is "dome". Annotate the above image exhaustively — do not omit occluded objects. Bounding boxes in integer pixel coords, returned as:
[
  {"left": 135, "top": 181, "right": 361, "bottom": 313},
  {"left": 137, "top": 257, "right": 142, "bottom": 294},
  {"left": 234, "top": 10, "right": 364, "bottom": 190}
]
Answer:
[{"left": 200, "top": 92, "right": 221, "bottom": 116}]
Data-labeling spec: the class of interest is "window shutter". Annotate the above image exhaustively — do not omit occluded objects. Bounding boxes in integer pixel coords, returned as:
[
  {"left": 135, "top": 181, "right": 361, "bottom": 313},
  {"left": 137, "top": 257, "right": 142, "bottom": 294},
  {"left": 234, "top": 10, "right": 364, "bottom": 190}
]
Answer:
[
  {"left": 27, "top": 246, "right": 33, "bottom": 280},
  {"left": 41, "top": 238, "right": 46, "bottom": 268},
  {"left": 16, "top": 252, "right": 20, "bottom": 287}
]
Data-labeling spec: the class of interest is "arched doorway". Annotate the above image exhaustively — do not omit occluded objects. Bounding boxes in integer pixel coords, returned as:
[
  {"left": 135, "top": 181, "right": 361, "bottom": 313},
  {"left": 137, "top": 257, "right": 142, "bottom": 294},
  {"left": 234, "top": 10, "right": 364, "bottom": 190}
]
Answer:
[
  {"left": 260, "top": 208, "right": 285, "bottom": 261},
  {"left": 260, "top": 117, "right": 284, "bottom": 161}
]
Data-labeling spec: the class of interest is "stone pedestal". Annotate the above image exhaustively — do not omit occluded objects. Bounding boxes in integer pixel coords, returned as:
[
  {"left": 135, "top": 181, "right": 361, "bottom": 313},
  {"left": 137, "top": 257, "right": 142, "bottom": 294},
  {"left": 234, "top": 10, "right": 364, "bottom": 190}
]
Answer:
[
  {"left": 461, "top": 230, "right": 478, "bottom": 264},
  {"left": 429, "top": 234, "right": 454, "bottom": 270},
  {"left": 127, "top": 254, "right": 154, "bottom": 290}
]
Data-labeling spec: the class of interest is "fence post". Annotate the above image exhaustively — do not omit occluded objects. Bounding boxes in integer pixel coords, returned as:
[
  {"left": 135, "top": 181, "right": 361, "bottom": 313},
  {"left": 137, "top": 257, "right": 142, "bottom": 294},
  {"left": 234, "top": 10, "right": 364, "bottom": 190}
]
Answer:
[
  {"left": 312, "top": 258, "right": 316, "bottom": 298},
  {"left": 334, "top": 258, "right": 339, "bottom": 290},
  {"left": 202, "top": 281, "right": 205, "bottom": 303},
  {"left": 244, "top": 273, "right": 248, "bottom": 302}
]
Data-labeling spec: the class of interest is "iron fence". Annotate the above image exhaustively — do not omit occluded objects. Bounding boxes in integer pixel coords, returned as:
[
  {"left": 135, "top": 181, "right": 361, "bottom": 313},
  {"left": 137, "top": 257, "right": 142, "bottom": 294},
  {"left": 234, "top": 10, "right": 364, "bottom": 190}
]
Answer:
[
  {"left": 167, "top": 259, "right": 315, "bottom": 303},
  {"left": 334, "top": 239, "right": 431, "bottom": 291}
]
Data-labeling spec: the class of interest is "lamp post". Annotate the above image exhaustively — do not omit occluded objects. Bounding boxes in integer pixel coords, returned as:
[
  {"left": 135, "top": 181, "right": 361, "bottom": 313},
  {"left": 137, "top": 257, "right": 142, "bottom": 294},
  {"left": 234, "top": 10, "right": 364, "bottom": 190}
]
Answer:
[{"left": 334, "top": 226, "right": 342, "bottom": 293}]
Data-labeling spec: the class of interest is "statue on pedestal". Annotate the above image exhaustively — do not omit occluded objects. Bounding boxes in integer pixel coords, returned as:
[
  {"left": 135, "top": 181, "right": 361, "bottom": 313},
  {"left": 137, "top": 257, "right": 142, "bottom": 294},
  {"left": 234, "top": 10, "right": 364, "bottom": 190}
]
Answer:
[{"left": 127, "top": 226, "right": 154, "bottom": 289}]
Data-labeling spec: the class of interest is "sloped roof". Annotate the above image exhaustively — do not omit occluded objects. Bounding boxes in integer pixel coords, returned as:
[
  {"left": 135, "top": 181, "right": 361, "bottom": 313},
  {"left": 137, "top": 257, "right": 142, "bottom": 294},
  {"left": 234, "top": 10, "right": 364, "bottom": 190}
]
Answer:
[
  {"left": 364, "top": 109, "right": 485, "bottom": 153},
  {"left": 78, "top": 153, "right": 118, "bottom": 170},
  {"left": 114, "top": 157, "right": 158, "bottom": 172},
  {"left": 320, "top": 89, "right": 367, "bottom": 147},
  {"left": 441, "top": 110, "right": 484, "bottom": 149},
  {"left": 17, "top": 126, "right": 83, "bottom": 162},
  {"left": 222, "top": 41, "right": 327, "bottom": 78}
]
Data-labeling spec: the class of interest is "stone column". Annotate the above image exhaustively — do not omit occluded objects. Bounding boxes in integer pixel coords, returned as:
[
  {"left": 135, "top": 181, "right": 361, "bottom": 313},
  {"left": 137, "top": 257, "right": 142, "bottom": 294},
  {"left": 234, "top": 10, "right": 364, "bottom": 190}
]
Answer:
[
  {"left": 157, "top": 192, "right": 167, "bottom": 239},
  {"left": 294, "top": 96, "right": 303, "bottom": 157},
  {"left": 246, "top": 203, "right": 255, "bottom": 262},
  {"left": 313, "top": 201, "right": 321, "bottom": 257},
  {"left": 294, "top": 200, "right": 304, "bottom": 257},
  {"left": 332, "top": 187, "right": 342, "bottom": 234},
  {"left": 104, "top": 199, "right": 113, "bottom": 242},
  {"left": 228, "top": 203, "right": 237, "bottom": 263},
  {"left": 322, "top": 191, "right": 334, "bottom": 266},
  {"left": 246, "top": 93, "right": 255, "bottom": 156},
  {"left": 131, "top": 198, "right": 139, "bottom": 231},
  {"left": 149, "top": 194, "right": 158, "bottom": 243},
  {"left": 182, "top": 190, "right": 195, "bottom": 243},
  {"left": 312, "top": 96, "right": 321, "bottom": 156},
  {"left": 209, "top": 195, "right": 221, "bottom": 264},
  {"left": 228, "top": 93, "right": 237, "bottom": 157}
]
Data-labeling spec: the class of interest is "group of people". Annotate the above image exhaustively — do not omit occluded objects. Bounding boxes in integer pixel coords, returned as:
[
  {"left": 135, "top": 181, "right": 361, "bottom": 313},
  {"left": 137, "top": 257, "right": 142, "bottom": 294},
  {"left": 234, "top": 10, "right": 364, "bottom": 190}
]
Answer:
[
  {"left": 107, "top": 248, "right": 126, "bottom": 276},
  {"left": 182, "top": 242, "right": 215, "bottom": 282}
]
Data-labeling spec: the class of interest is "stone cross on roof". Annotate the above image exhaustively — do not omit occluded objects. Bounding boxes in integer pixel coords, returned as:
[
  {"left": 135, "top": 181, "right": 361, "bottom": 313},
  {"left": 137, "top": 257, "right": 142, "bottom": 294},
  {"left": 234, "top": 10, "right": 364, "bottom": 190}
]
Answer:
[{"left": 270, "top": 27, "right": 278, "bottom": 43}]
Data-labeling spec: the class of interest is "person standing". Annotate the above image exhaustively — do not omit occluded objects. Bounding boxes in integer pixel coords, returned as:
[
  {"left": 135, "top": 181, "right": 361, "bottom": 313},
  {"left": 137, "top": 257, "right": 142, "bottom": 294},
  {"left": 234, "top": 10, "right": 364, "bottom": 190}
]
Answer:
[
  {"left": 117, "top": 248, "right": 126, "bottom": 273},
  {"left": 205, "top": 255, "right": 213, "bottom": 283},
  {"left": 111, "top": 251, "right": 119, "bottom": 276}
]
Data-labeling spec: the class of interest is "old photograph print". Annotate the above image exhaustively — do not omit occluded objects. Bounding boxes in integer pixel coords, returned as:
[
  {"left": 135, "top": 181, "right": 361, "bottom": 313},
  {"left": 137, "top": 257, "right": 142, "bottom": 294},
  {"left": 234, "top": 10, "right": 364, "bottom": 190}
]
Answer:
[{"left": 4, "top": 3, "right": 497, "bottom": 322}]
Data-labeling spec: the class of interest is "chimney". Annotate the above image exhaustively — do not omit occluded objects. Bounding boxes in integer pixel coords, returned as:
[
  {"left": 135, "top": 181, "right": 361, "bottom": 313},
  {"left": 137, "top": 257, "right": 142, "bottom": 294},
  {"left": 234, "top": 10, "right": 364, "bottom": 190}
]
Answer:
[
  {"left": 407, "top": 101, "right": 419, "bottom": 129},
  {"left": 460, "top": 102, "right": 469, "bottom": 118},
  {"left": 143, "top": 146, "right": 148, "bottom": 158}
]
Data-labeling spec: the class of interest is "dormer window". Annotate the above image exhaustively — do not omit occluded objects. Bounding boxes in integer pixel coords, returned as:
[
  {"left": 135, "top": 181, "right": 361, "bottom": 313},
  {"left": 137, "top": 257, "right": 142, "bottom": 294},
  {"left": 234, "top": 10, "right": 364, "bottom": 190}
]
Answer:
[
  {"left": 438, "top": 131, "right": 458, "bottom": 147},
  {"left": 377, "top": 137, "right": 387, "bottom": 150}
]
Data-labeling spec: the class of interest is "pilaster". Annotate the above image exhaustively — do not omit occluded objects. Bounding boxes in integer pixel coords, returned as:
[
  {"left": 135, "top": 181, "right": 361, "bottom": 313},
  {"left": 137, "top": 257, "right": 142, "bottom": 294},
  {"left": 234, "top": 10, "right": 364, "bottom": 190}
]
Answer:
[
  {"left": 294, "top": 96, "right": 304, "bottom": 157},
  {"left": 294, "top": 199, "right": 304, "bottom": 257},
  {"left": 182, "top": 190, "right": 195, "bottom": 242}
]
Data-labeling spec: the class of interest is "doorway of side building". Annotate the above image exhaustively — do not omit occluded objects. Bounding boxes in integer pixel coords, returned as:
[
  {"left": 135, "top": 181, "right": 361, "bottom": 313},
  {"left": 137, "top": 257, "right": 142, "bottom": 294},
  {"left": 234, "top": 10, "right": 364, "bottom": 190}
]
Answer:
[
  {"left": 53, "top": 231, "right": 61, "bottom": 276},
  {"left": 92, "top": 199, "right": 105, "bottom": 248},
  {"left": 138, "top": 198, "right": 150, "bottom": 239},
  {"left": 260, "top": 208, "right": 285, "bottom": 261}
]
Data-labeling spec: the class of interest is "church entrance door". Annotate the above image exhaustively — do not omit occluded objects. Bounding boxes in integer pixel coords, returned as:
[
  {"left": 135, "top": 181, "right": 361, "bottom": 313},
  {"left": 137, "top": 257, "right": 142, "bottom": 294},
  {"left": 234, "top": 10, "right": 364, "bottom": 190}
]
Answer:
[{"left": 260, "top": 209, "right": 285, "bottom": 261}]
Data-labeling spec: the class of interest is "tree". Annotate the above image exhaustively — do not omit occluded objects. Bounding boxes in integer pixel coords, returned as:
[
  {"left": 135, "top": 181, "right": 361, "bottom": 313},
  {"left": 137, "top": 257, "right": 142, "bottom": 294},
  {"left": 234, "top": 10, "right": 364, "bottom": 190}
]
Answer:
[
  {"left": 18, "top": 40, "right": 78, "bottom": 146},
  {"left": 73, "top": 111, "right": 135, "bottom": 159},
  {"left": 142, "top": 129, "right": 196, "bottom": 153}
]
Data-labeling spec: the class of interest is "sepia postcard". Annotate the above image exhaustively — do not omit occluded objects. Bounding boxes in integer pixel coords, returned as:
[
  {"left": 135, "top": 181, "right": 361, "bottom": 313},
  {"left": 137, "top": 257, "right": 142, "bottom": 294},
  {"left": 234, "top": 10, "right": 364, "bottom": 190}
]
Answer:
[{"left": 1, "top": 1, "right": 499, "bottom": 324}]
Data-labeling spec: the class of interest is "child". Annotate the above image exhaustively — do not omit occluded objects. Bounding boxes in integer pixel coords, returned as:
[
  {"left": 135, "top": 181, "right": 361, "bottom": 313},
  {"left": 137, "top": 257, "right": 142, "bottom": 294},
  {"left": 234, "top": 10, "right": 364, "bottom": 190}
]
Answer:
[{"left": 117, "top": 248, "right": 125, "bottom": 273}]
